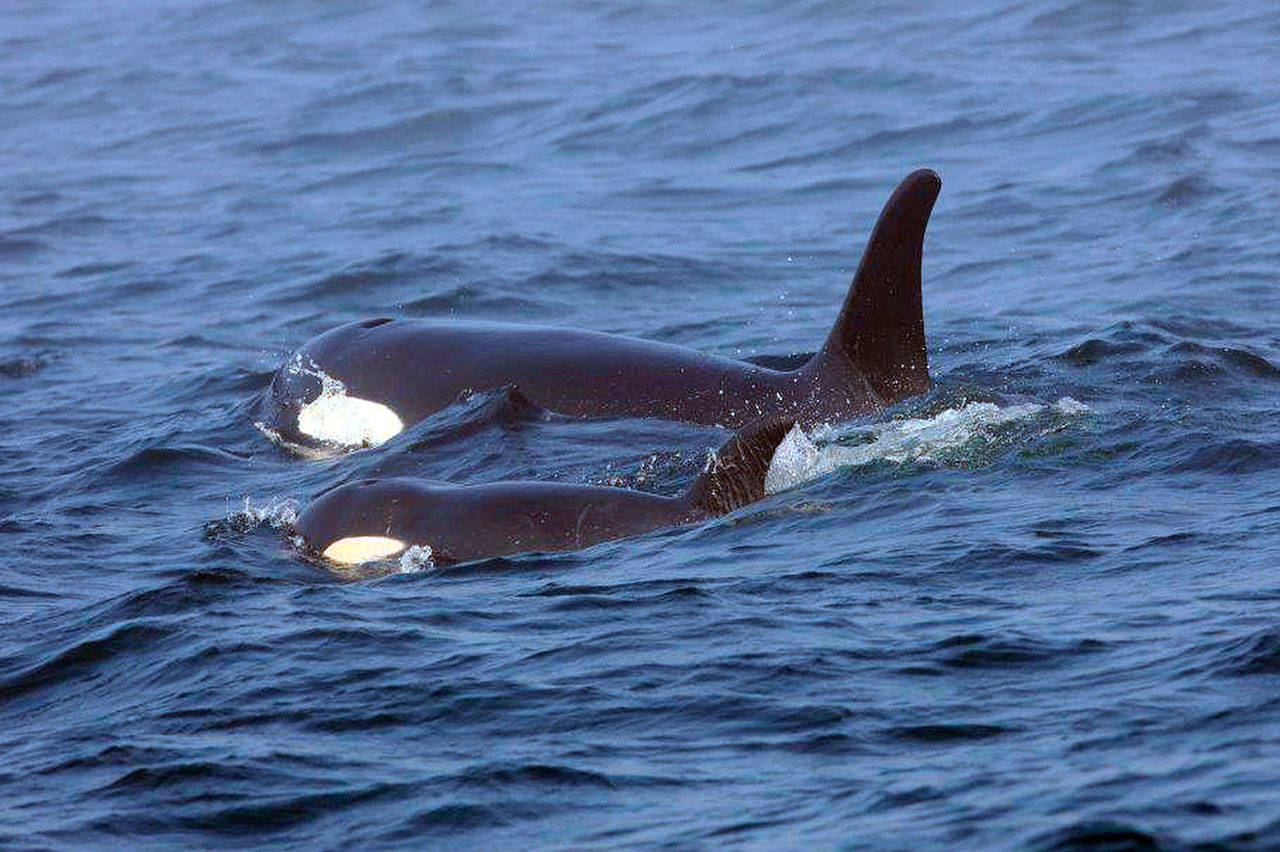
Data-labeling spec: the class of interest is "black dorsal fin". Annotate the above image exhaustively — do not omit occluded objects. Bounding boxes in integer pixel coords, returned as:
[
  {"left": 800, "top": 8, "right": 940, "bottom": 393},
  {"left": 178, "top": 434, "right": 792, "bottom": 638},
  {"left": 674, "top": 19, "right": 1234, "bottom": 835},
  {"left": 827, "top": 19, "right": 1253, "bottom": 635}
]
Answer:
[
  {"left": 818, "top": 169, "right": 940, "bottom": 404},
  {"left": 685, "top": 418, "right": 796, "bottom": 516}
]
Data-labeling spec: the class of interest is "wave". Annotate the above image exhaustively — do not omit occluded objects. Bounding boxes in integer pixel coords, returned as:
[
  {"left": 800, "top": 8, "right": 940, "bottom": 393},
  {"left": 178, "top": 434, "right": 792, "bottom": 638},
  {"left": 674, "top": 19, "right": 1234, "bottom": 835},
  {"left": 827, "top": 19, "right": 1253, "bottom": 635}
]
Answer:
[{"left": 766, "top": 398, "right": 1090, "bottom": 493}]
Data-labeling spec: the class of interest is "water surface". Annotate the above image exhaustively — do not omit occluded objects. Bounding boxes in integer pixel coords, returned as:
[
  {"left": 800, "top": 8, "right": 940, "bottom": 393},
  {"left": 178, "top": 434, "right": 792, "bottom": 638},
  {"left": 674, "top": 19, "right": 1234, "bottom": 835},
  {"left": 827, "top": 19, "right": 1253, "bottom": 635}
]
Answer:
[{"left": 3, "top": 0, "right": 1280, "bottom": 848}]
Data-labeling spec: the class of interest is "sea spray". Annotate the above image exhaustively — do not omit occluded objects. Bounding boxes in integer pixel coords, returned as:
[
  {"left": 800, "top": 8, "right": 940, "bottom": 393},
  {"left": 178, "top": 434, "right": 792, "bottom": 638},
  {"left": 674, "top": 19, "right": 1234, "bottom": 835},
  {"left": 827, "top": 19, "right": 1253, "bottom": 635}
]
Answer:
[{"left": 766, "top": 398, "right": 1089, "bottom": 493}]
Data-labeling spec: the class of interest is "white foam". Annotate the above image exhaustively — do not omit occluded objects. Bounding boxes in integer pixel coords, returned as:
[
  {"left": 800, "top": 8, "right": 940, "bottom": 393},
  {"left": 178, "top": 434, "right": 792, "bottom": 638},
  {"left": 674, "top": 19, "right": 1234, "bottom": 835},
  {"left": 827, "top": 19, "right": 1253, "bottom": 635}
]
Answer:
[
  {"left": 764, "top": 424, "right": 825, "bottom": 495},
  {"left": 765, "top": 397, "right": 1089, "bottom": 494},
  {"left": 229, "top": 496, "right": 299, "bottom": 529},
  {"left": 1053, "top": 396, "right": 1091, "bottom": 416},
  {"left": 397, "top": 544, "right": 435, "bottom": 573}
]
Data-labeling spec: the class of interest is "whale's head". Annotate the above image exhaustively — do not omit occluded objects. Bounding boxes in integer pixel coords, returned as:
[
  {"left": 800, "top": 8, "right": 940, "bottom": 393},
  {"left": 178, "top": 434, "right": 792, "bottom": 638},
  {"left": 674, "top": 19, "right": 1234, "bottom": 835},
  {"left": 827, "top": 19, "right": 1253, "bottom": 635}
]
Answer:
[
  {"left": 256, "top": 353, "right": 403, "bottom": 457},
  {"left": 292, "top": 478, "right": 441, "bottom": 576}
]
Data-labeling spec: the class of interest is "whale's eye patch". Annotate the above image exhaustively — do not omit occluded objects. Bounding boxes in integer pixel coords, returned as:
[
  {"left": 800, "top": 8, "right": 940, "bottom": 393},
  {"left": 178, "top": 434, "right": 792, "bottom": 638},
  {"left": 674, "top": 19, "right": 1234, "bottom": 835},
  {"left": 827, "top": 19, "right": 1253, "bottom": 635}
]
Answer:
[
  {"left": 296, "top": 393, "right": 403, "bottom": 449},
  {"left": 322, "top": 536, "right": 408, "bottom": 565}
]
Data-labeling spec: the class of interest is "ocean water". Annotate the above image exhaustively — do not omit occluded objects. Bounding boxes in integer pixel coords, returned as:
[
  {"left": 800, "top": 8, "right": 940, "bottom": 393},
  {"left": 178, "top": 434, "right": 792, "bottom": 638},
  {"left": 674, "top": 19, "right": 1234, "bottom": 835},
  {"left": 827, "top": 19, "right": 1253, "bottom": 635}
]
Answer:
[{"left": 3, "top": 0, "right": 1280, "bottom": 848}]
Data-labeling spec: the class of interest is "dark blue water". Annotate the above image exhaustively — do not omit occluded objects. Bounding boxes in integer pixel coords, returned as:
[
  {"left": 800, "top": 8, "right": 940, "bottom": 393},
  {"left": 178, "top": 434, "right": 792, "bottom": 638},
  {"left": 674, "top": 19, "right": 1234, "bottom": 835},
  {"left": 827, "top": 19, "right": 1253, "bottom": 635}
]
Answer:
[{"left": 4, "top": 0, "right": 1280, "bottom": 848}]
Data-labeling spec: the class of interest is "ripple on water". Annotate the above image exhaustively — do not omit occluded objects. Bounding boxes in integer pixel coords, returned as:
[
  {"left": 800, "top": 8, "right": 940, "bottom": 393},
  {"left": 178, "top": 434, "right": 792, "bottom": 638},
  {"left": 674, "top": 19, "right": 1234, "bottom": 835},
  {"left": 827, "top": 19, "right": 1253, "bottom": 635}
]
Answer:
[{"left": 5, "top": 0, "right": 1280, "bottom": 849}]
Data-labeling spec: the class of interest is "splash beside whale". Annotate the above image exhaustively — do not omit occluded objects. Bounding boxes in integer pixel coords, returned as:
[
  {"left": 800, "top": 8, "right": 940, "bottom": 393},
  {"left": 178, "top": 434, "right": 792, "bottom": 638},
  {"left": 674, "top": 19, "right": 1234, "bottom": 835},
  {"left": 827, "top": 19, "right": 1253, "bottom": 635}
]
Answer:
[
  {"left": 294, "top": 419, "right": 794, "bottom": 568},
  {"left": 258, "top": 169, "right": 942, "bottom": 455}
]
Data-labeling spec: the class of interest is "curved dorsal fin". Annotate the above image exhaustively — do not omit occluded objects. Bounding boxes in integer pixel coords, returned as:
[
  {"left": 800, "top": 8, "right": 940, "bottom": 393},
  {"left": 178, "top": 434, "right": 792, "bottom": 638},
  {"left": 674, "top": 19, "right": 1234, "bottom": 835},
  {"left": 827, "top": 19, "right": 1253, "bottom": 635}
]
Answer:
[
  {"left": 685, "top": 418, "right": 796, "bottom": 516},
  {"left": 820, "top": 169, "right": 940, "bottom": 404}
]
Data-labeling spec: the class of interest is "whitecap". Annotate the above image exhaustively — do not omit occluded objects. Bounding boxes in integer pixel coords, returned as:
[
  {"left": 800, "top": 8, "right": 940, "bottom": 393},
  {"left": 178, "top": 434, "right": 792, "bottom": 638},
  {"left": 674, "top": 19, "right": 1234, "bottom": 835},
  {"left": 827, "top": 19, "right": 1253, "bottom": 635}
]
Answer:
[{"left": 765, "top": 398, "right": 1090, "bottom": 494}]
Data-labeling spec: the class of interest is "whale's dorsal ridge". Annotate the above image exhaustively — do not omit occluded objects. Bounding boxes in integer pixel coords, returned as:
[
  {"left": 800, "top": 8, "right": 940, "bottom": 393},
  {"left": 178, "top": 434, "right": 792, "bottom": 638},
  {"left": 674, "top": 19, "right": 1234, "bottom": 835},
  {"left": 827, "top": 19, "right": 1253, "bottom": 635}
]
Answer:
[{"left": 818, "top": 168, "right": 940, "bottom": 405}]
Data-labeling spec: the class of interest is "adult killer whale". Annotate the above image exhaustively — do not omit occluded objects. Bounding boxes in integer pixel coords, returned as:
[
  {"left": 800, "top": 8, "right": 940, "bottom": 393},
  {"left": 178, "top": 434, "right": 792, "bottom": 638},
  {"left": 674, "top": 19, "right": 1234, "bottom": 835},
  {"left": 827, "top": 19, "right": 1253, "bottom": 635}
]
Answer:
[
  {"left": 259, "top": 169, "right": 941, "bottom": 455},
  {"left": 295, "top": 418, "right": 793, "bottom": 568}
]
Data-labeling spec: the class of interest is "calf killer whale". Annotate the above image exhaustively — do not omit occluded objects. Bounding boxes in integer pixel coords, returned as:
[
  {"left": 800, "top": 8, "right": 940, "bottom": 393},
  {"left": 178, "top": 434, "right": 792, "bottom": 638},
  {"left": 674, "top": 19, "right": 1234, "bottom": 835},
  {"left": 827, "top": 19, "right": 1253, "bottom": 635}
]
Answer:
[
  {"left": 295, "top": 419, "right": 794, "bottom": 567},
  {"left": 259, "top": 169, "right": 941, "bottom": 455}
]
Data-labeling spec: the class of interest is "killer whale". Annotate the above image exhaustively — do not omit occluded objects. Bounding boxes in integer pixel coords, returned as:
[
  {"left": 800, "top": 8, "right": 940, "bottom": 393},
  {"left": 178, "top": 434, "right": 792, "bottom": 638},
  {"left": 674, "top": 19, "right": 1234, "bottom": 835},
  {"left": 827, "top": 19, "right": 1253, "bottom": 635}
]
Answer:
[
  {"left": 295, "top": 418, "right": 793, "bottom": 567},
  {"left": 260, "top": 169, "right": 940, "bottom": 455}
]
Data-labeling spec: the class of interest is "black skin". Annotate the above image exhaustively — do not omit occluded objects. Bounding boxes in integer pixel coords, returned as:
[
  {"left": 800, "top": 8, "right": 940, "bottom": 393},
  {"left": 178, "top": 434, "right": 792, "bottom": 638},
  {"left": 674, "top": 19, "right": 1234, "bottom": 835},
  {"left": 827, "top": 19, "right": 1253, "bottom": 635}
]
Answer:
[
  {"left": 295, "top": 419, "right": 793, "bottom": 566},
  {"left": 297, "top": 478, "right": 698, "bottom": 566},
  {"left": 262, "top": 170, "right": 941, "bottom": 451}
]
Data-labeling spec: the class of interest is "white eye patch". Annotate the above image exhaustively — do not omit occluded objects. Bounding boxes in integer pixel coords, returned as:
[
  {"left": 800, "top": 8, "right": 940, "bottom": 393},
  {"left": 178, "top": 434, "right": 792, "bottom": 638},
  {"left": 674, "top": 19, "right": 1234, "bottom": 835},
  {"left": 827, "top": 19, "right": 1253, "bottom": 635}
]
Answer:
[
  {"left": 297, "top": 393, "right": 403, "bottom": 448},
  {"left": 322, "top": 536, "right": 408, "bottom": 565}
]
